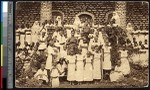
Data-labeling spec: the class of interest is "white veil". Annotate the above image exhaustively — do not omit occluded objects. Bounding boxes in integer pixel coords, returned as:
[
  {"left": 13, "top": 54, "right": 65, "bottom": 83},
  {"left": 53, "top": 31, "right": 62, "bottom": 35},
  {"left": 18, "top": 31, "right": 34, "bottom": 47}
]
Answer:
[
  {"left": 111, "top": 12, "right": 121, "bottom": 26},
  {"left": 73, "top": 16, "right": 81, "bottom": 29},
  {"left": 31, "top": 21, "right": 40, "bottom": 34}
]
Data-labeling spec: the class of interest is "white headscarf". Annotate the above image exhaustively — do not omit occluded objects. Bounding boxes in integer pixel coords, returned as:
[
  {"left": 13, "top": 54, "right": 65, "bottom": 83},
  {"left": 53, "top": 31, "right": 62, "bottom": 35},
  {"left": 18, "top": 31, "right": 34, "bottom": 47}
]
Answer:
[
  {"left": 31, "top": 21, "right": 40, "bottom": 34},
  {"left": 126, "top": 23, "right": 133, "bottom": 31},
  {"left": 73, "top": 17, "right": 81, "bottom": 30},
  {"left": 111, "top": 12, "right": 121, "bottom": 26},
  {"left": 56, "top": 16, "right": 62, "bottom": 26}
]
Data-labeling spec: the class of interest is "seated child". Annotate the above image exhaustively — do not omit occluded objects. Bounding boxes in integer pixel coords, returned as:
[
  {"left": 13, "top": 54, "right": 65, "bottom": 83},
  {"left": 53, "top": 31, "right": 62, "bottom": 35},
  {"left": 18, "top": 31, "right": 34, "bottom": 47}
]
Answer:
[
  {"left": 110, "top": 60, "right": 124, "bottom": 82},
  {"left": 34, "top": 63, "right": 48, "bottom": 85}
]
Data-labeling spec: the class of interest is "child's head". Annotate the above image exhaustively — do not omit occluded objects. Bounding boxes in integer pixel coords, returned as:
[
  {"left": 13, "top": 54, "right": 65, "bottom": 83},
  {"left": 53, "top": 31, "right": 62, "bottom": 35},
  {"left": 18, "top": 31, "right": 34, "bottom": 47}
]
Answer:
[
  {"left": 95, "top": 45, "right": 99, "bottom": 52},
  {"left": 41, "top": 63, "right": 45, "bottom": 70},
  {"left": 78, "top": 48, "right": 82, "bottom": 54},
  {"left": 71, "top": 29, "right": 75, "bottom": 36},
  {"left": 53, "top": 62, "right": 58, "bottom": 67},
  {"left": 63, "top": 45, "right": 67, "bottom": 50},
  {"left": 87, "top": 51, "right": 91, "bottom": 57},
  {"left": 117, "top": 60, "right": 121, "bottom": 67}
]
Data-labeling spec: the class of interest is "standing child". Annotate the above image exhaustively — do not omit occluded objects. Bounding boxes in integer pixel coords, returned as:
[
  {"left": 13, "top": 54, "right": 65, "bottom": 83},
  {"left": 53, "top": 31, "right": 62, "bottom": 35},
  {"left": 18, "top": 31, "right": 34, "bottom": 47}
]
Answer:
[
  {"left": 66, "top": 52, "right": 76, "bottom": 85},
  {"left": 46, "top": 41, "right": 55, "bottom": 82},
  {"left": 84, "top": 51, "right": 93, "bottom": 84},
  {"left": 93, "top": 45, "right": 102, "bottom": 84},
  {"left": 50, "top": 62, "right": 61, "bottom": 88},
  {"left": 75, "top": 49, "right": 84, "bottom": 85},
  {"left": 103, "top": 43, "right": 112, "bottom": 81},
  {"left": 57, "top": 59, "right": 67, "bottom": 83}
]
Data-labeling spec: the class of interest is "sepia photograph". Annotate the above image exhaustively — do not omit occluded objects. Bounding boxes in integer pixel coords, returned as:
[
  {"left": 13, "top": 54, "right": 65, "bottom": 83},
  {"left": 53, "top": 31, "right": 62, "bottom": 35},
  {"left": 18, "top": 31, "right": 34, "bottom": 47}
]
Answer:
[{"left": 15, "top": 1, "right": 149, "bottom": 88}]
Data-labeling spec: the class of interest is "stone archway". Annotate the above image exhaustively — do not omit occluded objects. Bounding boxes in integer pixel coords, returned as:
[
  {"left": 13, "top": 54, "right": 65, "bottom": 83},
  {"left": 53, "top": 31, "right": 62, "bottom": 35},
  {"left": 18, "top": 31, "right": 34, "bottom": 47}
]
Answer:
[
  {"left": 75, "top": 12, "right": 95, "bottom": 24},
  {"left": 52, "top": 10, "right": 64, "bottom": 23},
  {"left": 105, "top": 11, "right": 121, "bottom": 24}
]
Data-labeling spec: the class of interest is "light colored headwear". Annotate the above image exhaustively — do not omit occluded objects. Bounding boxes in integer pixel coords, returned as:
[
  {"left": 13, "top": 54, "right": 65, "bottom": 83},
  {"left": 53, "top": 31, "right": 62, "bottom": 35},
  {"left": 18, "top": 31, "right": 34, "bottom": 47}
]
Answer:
[
  {"left": 56, "top": 16, "right": 62, "bottom": 26},
  {"left": 111, "top": 12, "right": 121, "bottom": 26},
  {"left": 73, "top": 17, "right": 81, "bottom": 30},
  {"left": 31, "top": 21, "right": 40, "bottom": 33}
]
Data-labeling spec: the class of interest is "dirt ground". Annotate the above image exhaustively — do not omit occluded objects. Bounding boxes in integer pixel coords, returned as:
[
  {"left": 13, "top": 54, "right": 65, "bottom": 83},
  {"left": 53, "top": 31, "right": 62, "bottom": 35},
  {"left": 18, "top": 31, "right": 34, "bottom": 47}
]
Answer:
[{"left": 16, "top": 65, "right": 148, "bottom": 88}]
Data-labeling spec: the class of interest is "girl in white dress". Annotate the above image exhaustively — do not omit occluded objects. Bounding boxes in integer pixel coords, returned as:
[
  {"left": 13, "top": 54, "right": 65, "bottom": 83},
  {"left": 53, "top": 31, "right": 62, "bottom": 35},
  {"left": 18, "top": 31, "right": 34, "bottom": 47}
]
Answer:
[
  {"left": 46, "top": 41, "right": 55, "bottom": 81},
  {"left": 103, "top": 44, "right": 112, "bottom": 81},
  {"left": 57, "top": 59, "right": 67, "bottom": 83},
  {"left": 119, "top": 48, "right": 130, "bottom": 76},
  {"left": 78, "top": 37, "right": 88, "bottom": 57},
  {"left": 110, "top": 60, "right": 124, "bottom": 82},
  {"left": 50, "top": 62, "right": 61, "bottom": 88},
  {"left": 84, "top": 51, "right": 93, "bottom": 84},
  {"left": 66, "top": 52, "right": 76, "bottom": 85},
  {"left": 31, "top": 21, "right": 40, "bottom": 44},
  {"left": 20, "top": 24, "right": 26, "bottom": 49},
  {"left": 93, "top": 45, "right": 102, "bottom": 84},
  {"left": 75, "top": 49, "right": 84, "bottom": 85}
]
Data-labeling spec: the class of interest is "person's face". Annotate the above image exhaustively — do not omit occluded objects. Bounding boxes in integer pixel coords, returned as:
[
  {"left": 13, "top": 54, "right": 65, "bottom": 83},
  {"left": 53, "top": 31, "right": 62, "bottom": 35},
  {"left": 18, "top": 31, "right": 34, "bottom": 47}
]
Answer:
[
  {"left": 40, "top": 50, "right": 44, "bottom": 54},
  {"left": 87, "top": 54, "right": 90, "bottom": 57},
  {"left": 42, "top": 32, "right": 46, "bottom": 37},
  {"left": 71, "top": 31, "right": 75, "bottom": 36},
  {"left": 59, "top": 31, "right": 63, "bottom": 36},
  {"left": 117, "top": 60, "right": 121, "bottom": 66},
  {"left": 41, "top": 64, "right": 45, "bottom": 70},
  {"left": 63, "top": 46, "right": 66, "bottom": 50},
  {"left": 113, "top": 13, "right": 116, "bottom": 16}
]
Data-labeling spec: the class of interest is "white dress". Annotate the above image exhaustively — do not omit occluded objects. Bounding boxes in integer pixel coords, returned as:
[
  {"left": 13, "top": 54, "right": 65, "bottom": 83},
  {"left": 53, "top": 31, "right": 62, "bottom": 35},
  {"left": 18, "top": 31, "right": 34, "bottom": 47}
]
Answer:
[
  {"left": 98, "top": 31, "right": 105, "bottom": 45},
  {"left": 78, "top": 40, "right": 88, "bottom": 57},
  {"left": 103, "top": 47, "right": 112, "bottom": 70},
  {"left": 57, "top": 63, "right": 67, "bottom": 77},
  {"left": 93, "top": 52, "right": 101, "bottom": 79},
  {"left": 34, "top": 69, "right": 48, "bottom": 82},
  {"left": 25, "top": 28, "right": 32, "bottom": 45},
  {"left": 67, "top": 55, "right": 76, "bottom": 81},
  {"left": 20, "top": 28, "right": 25, "bottom": 49},
  {"left": 51, "top": 68, "right": 60, "bottom": 88},
  {"left": 60, "top": 49, "right": 67, "bottom": 59},
  {"left": 75, "top": 54, "right": 84, "bottom": 81},
  {"left": 66, "top": 28, "right": 71, "bottom": 38},
  {"left": 56, "top": 34, "right": 66, "bottom": 52},
  {"left": 84, "top": 56, "right": 93, "bottom": 81},
  {"left": 45, "top": 46, "right": 55, "bottom": 70},
  {"left": 31, "top": 25, "right": 40, "bottom": 43},
  {"left": 110, "top": 66, "right": 124, "bottom": 82},
  {"left": 120, "top": 50, "right": 130, "bottom": 75},
  {"left": 38, "top": 35, "right": 47, "bottom": 50}
]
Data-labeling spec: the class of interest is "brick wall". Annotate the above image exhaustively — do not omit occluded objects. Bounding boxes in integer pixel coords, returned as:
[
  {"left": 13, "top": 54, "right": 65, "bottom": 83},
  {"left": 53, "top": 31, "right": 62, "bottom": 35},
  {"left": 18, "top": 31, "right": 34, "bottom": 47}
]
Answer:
[
  {"left": 15, "top": 2, "right": 41, "bottom": 27},
  {"left": 126, "top": 2, "right": 149, "bottom": 30},
  {"left": 15, "top": 1, "right": 149, "bottom": 30}
]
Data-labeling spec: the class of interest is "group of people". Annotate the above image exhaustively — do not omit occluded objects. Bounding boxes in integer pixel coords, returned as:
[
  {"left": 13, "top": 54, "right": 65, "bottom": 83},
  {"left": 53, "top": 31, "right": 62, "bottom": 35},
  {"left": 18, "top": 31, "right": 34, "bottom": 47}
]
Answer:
[{"left": 15, "top": 15, "right": 132, "bottom": 88}]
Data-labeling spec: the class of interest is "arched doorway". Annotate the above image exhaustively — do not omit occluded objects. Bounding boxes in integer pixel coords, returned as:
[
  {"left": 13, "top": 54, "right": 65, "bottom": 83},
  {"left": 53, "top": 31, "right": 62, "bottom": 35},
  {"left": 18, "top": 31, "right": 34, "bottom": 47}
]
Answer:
[
  {"left": 52, "top": 10, "right": 64, "bottom": 23},
  {"left": 75, "top": 12, "right": 95, "bottom": 26},
  {"left": 105, "top": 11, "right": 121, "bottom": 25}
]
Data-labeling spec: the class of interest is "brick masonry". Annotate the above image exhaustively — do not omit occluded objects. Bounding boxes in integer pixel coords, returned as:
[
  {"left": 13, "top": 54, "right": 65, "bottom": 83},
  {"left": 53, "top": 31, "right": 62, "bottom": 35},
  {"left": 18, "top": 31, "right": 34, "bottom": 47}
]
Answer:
[{"left": 15, "top": 1, "right": 149, "bottom": 30}]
